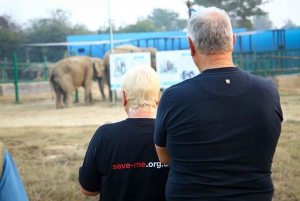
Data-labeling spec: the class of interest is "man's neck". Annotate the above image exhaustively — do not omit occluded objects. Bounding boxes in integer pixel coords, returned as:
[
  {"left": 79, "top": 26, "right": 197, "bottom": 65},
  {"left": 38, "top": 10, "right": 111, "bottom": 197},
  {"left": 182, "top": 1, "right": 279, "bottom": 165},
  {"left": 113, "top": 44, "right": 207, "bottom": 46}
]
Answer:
[
  {"left": 127, "top": 109, "right": 156, "bottom": 118},
  {"left": 196, "top": 52, "right": 235, "bottom": 72}
]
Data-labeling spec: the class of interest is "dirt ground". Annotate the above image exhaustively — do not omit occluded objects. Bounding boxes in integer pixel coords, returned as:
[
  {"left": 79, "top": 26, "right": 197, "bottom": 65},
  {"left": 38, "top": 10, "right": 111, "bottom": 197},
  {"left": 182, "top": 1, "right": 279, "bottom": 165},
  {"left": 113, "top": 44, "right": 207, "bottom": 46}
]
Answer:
[{"left": 0, "top": 83, "right": 127, "bottom": 128}]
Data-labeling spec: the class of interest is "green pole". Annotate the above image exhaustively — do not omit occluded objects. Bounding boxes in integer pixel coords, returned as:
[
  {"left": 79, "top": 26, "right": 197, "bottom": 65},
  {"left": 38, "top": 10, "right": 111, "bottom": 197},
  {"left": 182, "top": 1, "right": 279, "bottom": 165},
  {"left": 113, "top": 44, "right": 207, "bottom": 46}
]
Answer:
[
  {"left": 43, "top": 56, "right": 48, "bottom": 80},
  {"left": 13, "top": 54, "right": 19, "bottom": 103},
  {"left": 264, "top": 50, "right": 268, "bottom": 77},
  {"left": 3, "top": 57, "right": 7, "bottom": 82}
]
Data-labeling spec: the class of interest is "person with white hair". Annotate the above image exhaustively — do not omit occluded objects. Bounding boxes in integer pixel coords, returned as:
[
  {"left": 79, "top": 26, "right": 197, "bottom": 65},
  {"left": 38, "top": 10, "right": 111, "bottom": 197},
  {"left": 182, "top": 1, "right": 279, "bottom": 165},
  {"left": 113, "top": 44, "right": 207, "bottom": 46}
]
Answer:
[
  {"left": 154, "top": 6, "right": 283, "bottom": 201},
  {"left": 79, "top": 65, "right": 168, "bottom": 201}
]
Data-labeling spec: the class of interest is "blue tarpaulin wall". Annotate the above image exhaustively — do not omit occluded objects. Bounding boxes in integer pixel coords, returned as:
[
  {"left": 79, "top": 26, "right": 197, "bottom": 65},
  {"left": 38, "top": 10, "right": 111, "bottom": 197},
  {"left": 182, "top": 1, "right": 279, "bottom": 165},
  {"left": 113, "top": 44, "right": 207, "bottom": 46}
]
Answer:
[
  {"left": 67, "top": 28, "right": 246, "bottom": 59},
  {"left": 233, "top": 28, "right": 300, "bottom": 52},
  {"left": 66, "top": 28, "right": 300, "bottom": 59}
]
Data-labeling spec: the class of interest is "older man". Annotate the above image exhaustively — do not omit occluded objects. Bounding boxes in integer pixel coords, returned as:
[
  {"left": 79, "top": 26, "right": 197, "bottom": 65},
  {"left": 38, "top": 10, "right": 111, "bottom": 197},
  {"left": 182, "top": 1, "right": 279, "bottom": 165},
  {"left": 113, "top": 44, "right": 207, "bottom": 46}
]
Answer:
[
  {"left": 79, "top": 65, "right": 168, "bottom": 201},
  {"left": 154, "top": 7, "right": 283, "bottom": 201}
]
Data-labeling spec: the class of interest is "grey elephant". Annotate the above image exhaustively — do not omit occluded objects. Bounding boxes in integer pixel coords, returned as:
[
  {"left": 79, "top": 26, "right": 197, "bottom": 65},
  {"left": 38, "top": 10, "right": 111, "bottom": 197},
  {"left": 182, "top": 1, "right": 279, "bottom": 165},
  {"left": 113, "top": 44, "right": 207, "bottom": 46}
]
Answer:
[
  {"left": 50, "top": 56, "right": 105, "bottom": 109},
  {"left": 102, "top": 44, "right": 157, "bottom": 101}
]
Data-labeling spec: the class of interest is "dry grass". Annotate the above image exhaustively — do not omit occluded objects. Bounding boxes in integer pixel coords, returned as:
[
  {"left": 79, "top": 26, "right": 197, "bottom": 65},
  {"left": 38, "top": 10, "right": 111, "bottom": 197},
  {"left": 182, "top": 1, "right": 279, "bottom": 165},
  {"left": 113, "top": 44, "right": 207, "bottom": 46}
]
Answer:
[
  {"left": 0, "top": 126, "right": 99, "bottom": 201},
  {"left": 0, "top": 91, "right": 299, "bottom": 200},
  {"left": 272, "top": 121, "right": 300, "bottom": 201}
]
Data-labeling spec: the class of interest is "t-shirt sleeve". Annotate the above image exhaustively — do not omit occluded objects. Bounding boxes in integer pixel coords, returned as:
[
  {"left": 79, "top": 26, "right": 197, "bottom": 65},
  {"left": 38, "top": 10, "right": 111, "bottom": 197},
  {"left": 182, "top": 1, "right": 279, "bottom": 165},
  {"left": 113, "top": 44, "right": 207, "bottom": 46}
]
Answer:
[
  {"left": 154, "top": 90, "right": 170, "bottom": 147},
  {"left": 78, "top": 129, "right": 102, "bottom": 192}
]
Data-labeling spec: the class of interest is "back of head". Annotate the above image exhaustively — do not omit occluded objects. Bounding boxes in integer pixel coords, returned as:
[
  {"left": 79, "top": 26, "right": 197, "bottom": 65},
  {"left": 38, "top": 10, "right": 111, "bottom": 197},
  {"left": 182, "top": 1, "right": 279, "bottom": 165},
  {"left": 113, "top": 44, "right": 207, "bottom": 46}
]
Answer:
[
  {"left": 187, "top": 7, "right": 233, "bottom": 55},
  {"left": 121, "top": 65, "right": 160, "bottom": 112}
]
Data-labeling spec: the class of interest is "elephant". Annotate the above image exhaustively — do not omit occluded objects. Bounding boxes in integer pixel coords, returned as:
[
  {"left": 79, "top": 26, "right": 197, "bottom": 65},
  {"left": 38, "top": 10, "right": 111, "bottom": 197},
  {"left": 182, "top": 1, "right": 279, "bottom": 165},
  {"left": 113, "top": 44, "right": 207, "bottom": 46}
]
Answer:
[
  {"left": 102, "top": 44, "right": 157, "bottom": 101},
  {"left": 50, "top": 56, "right": 105, "bottom": 109}
]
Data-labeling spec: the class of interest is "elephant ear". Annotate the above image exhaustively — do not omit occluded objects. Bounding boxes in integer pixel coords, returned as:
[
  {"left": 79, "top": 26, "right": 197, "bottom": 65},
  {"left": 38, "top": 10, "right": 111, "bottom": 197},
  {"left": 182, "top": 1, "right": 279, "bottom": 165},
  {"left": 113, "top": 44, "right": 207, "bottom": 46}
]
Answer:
[{"left": 93, "top": 59, "right": 105, "bottom": 78}]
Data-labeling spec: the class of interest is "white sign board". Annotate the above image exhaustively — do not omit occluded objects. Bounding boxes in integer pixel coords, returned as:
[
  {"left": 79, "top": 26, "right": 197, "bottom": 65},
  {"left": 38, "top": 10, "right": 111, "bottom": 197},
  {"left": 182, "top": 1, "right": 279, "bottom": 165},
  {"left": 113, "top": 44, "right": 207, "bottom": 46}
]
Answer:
[
  {"left": 156, "top": 50, "right": 199, "bottom": 88},
  {"left": 109, "top": 52, "right": 151, "bottom": 90}
]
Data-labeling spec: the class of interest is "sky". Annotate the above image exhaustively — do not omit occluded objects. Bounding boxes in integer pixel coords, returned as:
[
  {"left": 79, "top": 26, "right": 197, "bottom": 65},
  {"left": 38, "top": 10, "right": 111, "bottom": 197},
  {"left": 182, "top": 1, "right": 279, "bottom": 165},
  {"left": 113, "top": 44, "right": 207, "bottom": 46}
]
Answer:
[{"left": 1, "top": 0, "right": 300, "bottom": 31}]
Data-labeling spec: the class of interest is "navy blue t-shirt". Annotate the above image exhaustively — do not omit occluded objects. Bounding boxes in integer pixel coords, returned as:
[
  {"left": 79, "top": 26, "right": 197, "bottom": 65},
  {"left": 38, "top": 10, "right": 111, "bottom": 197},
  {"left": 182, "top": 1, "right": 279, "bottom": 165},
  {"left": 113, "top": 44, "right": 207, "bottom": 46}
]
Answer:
[
  {"left": 79, "top": 118, "right": 169, "bottom": 201},
  {"left": 154, "top": 67, "right": 283, "bottom": 201}
]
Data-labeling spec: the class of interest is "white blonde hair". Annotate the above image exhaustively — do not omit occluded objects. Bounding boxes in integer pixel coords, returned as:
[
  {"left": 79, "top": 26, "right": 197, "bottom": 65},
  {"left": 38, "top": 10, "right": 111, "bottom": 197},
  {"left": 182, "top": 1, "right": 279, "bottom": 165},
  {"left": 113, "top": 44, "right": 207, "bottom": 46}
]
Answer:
[
  {"left": 121, "top": 65, "right": 160, "bottom": 112},
  {"left": 187, "top": 6, "right": 233, "bottom": 55}
]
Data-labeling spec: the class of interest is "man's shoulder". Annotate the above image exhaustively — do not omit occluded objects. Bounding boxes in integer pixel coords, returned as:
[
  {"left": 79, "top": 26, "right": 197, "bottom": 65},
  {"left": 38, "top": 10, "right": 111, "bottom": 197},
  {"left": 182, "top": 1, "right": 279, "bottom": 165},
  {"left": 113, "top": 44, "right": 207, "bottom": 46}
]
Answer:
[
  {"left": 246, "top": 72, "right": 277, "bottom": 89},
  {"left": 95, "top": 119, "right": 145, "bottom": 137},
  {"left": 164, "top": 75, "right": 200, "bottom": 94},
  {"left": 96, "top": 120, "right": 125, "bottom": 134}
]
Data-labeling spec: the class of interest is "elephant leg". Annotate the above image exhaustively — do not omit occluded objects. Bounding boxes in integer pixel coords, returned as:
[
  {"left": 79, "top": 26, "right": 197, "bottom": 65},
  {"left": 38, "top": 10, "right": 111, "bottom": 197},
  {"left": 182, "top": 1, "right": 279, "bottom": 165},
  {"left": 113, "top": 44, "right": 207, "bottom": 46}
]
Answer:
[
  {"left": 64, "top": 91, "right": 73, "bottom": 108},
  {"left": 89, "top": 92, "right": 93, "bottom": 104},
  {"left": 53, "top": 82, "right": 63, "bottom": 109},
  {"left": 97, "top": 78, "right": 106, "bottom": 101},
  {"left": 58, "top": 76, "right": 74, "bottom": 108},
  {"left": 62, "top": 91, "right": 67, "bottom": 107},
  {"left": 105, "top": 66, "right": 113, "bottom": 102},
  {"left": 84, "top": 85, "right": 93, "bottom": 105}
]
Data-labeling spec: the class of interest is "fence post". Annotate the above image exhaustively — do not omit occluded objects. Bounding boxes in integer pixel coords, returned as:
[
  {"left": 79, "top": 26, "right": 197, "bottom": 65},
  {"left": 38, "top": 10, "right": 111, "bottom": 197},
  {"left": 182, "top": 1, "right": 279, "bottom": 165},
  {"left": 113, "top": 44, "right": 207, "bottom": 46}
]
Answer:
[
  {"left": 253, "top": 45, "right": 257, "bottom": 75},
  {"left": 74, "top": 89, "right": 79, "bottom": 103},
  {"left": 13, "top": 54, "right": 19, "bottom": 103},
  {"left": 3, "top": 57, "right": 7, "bottom": 82},
  {"left": 264, "top": 50, "right": 268, "bottom": 77},
  {"left": 43, "top": 56, "right": 48, "bottom": 81}
]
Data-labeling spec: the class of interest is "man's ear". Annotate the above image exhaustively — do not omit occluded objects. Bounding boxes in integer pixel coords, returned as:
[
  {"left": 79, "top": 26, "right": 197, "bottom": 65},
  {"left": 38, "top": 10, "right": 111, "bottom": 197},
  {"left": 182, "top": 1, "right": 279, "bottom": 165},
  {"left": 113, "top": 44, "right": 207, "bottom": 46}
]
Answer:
[
  {"left": 188, "top": 37, "right": 196, "bottom": 56},
  {"left": 156, "top": 91, "right": 162, "bottom": 105},
  {"left": 121, "top": 91, "right": 127, "bottom": 106},
  {"left": 233, "top": 34, "right": 236, "bottom": 47}
]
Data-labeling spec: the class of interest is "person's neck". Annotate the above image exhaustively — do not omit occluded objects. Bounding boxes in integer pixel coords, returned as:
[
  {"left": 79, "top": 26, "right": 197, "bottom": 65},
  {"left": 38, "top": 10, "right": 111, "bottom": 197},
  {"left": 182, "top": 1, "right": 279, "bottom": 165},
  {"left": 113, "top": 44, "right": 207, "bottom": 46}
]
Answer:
[
  {"left": 127, "top": 109, "right": 156, "bottom": 118},
  {"left": 197, "top": 52, "right": 236, "bottom": 72}
]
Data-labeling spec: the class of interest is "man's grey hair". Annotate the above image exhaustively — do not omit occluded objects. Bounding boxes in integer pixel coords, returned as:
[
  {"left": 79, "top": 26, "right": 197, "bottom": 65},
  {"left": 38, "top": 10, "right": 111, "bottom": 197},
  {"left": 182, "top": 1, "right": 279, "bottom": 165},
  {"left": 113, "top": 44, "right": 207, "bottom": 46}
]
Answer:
[
  {"left": 121, "top": 65, "right": 160, "bottom": 112},
  {"left": 187, "top": 7, "right": 234, "bottom": 55}
]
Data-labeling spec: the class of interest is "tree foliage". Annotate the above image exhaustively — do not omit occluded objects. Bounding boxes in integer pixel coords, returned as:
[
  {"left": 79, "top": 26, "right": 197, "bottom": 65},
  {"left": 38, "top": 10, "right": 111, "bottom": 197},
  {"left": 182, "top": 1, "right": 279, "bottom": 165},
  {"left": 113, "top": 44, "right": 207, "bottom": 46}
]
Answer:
[
  {"left": 253, "top": 14, "right": 273, "bottom": 30},
  {"left": 118, "top": 18, "right": 162, "bottom": 33},
  {"left": 25, "top": 9, "right": 95, "bottom": 62},
  {"left": 194, "top": 0, "right": 271, "bottom": 30},
  {"left": 281, "top": 19, "right": 298, "bottom": 29},
  {"left": 98, "top": 8, "right": 187, "bottom": 34},
  {"left": 98, "top": 18, "right": 161, "bottom": 34},
  {"left": 148, "top": 8, "right": 187, "bottom": 31},
  {"left": 0, "top": 15, "right": 24, "bottom": 60}
]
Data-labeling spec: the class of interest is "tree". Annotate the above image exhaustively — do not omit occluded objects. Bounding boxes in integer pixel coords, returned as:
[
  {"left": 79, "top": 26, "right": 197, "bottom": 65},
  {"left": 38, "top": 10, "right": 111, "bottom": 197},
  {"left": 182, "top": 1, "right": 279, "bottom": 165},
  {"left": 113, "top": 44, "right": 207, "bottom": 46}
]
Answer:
[
  {"left": 253, "top": 14, "right": 273, "bottom": 30},
  {"left": 98, "top": 8, "right": 187, "bottom": 34},
  {"left": 281, "top": 19, "right": 298, "bottom": 29},
  {"left": 194, "top": 0, "right": 271, "bottom": 30},
  {"left": 0, "top": 14, "right": 24, "bottom": 60},
  {"left": 118, "top": 18, "right": 161, "bottom": 33},
  {"left": 148, "top": 8, "right": 187, "bottom": 31},
  {"left": 24, "top": 9, "right": 95, "bottom": 62}
]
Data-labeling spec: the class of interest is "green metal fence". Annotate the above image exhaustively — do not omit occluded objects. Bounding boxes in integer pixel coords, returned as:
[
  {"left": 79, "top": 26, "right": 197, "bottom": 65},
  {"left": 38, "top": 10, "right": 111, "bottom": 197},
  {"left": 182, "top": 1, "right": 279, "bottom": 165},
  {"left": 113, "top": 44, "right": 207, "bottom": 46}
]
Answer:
[
  {"left": 0, "top": 56, "right": 50, "bottom": 84},
  {"left": 0, "top": 55, "right": 80, "bottom": 103},
  {"left": 1, "top": 50, "right": 300, "bottom": 103},
  {"left": 233, "top": 49, "right": 300, "bottom": 77}
]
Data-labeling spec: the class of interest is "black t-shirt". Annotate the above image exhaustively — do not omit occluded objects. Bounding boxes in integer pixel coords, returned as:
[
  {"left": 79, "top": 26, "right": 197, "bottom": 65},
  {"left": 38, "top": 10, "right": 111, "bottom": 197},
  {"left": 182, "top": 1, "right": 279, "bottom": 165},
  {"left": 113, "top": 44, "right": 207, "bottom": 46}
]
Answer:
[
  {"left": 79, "top": 118, "right": 169, "bottom": 201},
  {"left": 154, "top": 67, "right": 283, "bottom": 201}
]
